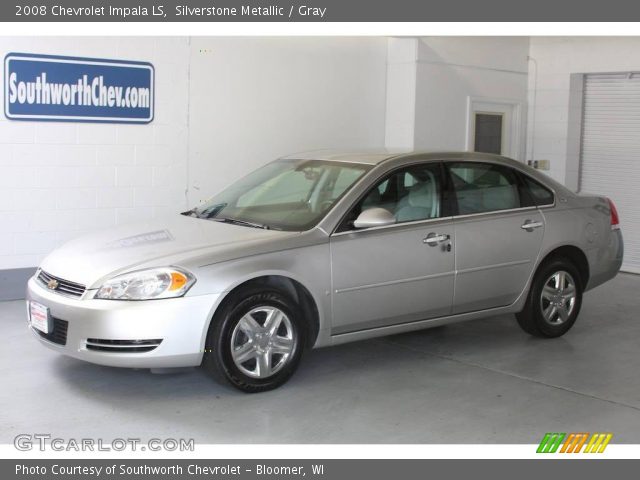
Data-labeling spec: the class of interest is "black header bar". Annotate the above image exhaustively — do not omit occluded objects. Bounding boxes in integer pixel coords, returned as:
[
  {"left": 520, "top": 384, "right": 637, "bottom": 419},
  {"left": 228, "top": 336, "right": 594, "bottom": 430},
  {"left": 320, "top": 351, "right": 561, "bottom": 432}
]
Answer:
[{"left": 4, "top": 0, "right": 640, "bottom": 22}]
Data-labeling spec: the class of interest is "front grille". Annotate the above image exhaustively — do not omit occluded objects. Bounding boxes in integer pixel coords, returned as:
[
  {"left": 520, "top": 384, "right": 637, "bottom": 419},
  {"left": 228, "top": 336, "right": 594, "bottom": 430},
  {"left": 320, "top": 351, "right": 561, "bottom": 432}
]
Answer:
[
  {"left": 37, "top": 270, "right": 86, "bottom": 298},
  {"left": 85, "top": 338, "right": 162, "bottom": 353},
  {"left": 33, "top": 317, "right": 69, "bottom": 346}
]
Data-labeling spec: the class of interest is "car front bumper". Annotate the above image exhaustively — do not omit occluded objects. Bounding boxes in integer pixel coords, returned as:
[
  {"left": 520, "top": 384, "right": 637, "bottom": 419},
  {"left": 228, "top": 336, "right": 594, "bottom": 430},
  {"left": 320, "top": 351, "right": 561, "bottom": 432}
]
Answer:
[{"left": 26, "top": 276, "right": 220, "bottom": 368}]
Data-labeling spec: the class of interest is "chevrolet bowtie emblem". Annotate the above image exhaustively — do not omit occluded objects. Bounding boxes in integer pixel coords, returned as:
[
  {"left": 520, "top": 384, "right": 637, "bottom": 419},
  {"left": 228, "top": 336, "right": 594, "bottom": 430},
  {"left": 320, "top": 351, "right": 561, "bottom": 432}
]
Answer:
[{"left": 47, "top": 279, "right": 59, "bottom": 290}]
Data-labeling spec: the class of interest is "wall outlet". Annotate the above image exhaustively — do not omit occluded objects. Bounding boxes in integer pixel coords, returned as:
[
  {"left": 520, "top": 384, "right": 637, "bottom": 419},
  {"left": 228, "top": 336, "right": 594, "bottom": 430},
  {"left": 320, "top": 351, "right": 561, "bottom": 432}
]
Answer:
[
  {"left": 527, "top": 159, "right": 550, "bottom": 170},
  {"left": 536, "top": 159, "right": 550, "bottom": 170}
]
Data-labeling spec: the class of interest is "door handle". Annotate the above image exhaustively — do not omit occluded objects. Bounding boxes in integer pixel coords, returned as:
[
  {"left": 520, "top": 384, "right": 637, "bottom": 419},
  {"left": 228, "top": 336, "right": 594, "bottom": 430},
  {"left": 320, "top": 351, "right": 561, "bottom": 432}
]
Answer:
[
  {"left": 521, "top": 220, "right": 543, "bottom": 231},
  {"left": 423, "top": 233, "right": 450, "bottom": 246}
]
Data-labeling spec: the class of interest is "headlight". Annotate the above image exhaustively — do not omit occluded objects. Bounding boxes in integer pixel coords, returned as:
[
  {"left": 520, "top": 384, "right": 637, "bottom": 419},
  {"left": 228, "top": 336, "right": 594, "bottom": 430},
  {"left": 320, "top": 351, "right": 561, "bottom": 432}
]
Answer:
[{"left": 95, "top": 267, "right": 196, "bottom": 300}]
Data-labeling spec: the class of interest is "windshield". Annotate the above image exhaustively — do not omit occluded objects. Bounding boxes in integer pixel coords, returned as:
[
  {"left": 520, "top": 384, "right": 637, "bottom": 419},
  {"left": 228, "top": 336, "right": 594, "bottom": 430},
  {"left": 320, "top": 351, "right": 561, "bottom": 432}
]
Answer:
[{"left": 190, "top": 159, "right": 371, "bottom": 231}]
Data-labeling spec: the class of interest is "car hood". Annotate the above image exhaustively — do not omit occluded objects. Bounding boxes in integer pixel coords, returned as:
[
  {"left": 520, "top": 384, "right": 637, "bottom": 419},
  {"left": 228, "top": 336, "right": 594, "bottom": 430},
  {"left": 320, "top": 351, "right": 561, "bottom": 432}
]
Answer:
[{"left": 39, "top": 215, "right": 299, "bottom": 288}]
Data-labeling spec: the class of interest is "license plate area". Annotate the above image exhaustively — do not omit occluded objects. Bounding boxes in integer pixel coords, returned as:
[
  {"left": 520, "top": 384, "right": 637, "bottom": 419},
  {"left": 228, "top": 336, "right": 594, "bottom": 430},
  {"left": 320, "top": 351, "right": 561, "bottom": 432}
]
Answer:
[{"left": 29, "top": 301, "right": 51, "bottom": 334}]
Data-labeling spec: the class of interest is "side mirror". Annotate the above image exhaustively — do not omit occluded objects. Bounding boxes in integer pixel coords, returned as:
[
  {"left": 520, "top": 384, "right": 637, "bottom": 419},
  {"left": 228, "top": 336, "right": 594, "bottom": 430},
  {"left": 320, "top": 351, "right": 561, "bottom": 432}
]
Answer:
[{"left": 353, "top": 208, "right": 396, "bottom": 229}]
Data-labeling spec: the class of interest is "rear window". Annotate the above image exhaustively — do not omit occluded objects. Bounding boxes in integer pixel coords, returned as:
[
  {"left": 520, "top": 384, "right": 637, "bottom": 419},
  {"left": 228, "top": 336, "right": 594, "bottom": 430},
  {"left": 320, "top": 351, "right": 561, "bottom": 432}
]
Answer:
[
  {"left": 447, "top": 162, "right": 522, "bottom": 215},
  {"left": 520, "top": 175, "right": 555, "bottom": 206}
]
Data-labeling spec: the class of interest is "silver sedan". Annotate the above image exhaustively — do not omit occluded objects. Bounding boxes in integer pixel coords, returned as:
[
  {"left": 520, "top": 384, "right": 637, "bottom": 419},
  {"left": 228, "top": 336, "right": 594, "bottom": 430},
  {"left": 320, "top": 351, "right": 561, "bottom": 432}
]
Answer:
[{"left": 27, "top": 151, "right": 623, "bottom": 392}]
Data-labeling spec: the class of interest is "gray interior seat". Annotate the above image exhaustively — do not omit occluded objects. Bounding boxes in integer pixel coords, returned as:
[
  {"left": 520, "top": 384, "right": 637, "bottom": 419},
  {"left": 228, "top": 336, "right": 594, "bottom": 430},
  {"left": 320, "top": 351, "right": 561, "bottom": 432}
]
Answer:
[{"left": 395, "top": 181, "right": 438, "bottom": 222}]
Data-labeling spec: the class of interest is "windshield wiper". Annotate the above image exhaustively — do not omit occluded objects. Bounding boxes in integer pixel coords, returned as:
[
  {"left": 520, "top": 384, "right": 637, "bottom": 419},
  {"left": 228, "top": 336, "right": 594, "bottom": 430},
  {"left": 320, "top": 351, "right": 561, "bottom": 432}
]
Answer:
[
  {"left": 181, "top": 208, "right": 198, "bottom": 217},
  {"left": 211, "top": 217, "right": 270, "bottom": 230},
  {"left": 182, "top": 203, "right": 227, "bottom": 219}
]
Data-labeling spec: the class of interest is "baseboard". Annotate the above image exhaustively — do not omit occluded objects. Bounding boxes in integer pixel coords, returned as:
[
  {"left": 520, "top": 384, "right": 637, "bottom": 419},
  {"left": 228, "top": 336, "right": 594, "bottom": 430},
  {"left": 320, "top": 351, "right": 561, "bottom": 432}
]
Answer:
[{"left": 0, "top": 267, "right": 36, "bottom": 301}]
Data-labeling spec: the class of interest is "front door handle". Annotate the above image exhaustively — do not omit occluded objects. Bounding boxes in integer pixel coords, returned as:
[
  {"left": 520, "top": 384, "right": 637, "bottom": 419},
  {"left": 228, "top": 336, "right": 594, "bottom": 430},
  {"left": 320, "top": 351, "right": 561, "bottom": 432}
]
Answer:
[
  {"left": 521, "top": 220, "right": 543, "bottom": 231},
  {"left": 423, "top": 233, "right": 450, "bottom": 246}
]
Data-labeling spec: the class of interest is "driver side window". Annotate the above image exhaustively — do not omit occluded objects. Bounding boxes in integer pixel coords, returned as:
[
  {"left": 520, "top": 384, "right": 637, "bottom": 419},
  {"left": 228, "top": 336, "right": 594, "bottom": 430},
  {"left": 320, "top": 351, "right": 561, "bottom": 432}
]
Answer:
[{"left": 339, "top": 163, "right": 442, "bottom": 231}]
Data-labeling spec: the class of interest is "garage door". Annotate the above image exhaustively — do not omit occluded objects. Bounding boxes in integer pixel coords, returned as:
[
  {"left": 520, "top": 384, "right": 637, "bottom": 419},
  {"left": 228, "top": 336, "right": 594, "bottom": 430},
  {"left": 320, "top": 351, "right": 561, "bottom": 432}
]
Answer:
[{"left": 580, "top": 73, "right": 640, "bottom": 273}]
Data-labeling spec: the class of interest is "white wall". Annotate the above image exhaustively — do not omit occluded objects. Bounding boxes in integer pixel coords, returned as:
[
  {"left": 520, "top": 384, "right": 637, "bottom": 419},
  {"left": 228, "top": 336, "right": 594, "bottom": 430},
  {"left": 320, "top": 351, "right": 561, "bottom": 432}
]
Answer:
[
  {"left": 0, "top": 37, "right": 190, "bottom": 270},
  {"left": 527, "top": 37, "right": 640, "bottom": 189},
  {"left": 415, "top": 37, "right": 529, "bottom": 157},
  {"left": 384, "top": 38, "right": 418, "bottom": 149},
  {"left": 385, "top": 37, "right": 530, "bottom": 158},
  {"left": 187, "top": 37, "right": 388, "bottom": 204}
]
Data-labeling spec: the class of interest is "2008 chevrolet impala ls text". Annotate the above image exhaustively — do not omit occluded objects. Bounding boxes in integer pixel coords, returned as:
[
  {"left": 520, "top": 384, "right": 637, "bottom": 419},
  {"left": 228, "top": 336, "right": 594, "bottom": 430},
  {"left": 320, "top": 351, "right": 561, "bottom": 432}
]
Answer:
[{"left": 26, "top": 151, "right": 623, "bottom": 392}]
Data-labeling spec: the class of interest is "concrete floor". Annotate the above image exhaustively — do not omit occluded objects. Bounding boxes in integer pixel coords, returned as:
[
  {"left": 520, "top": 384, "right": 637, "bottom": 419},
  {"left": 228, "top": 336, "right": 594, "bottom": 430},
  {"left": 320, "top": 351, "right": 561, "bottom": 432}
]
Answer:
[{"left": 1, "top": 273, "right": 640, "bottom": 444}]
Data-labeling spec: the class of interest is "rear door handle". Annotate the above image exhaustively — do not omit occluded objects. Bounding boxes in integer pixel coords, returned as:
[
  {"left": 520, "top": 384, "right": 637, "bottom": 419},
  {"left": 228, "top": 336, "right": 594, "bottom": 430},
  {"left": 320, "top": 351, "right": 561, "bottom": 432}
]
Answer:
[
  {"left": 521, "top": 220, "right": 543, "bottom": 230},
  {"left": 423, "top": 233, "right": 450, "bottom": 246}
]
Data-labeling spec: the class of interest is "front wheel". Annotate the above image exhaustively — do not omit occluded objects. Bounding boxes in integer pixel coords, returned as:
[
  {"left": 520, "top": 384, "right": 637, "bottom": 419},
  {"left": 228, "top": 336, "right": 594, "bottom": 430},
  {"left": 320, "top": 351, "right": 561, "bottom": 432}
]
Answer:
[
  {"left": 516, "top": 259, "right": 583, "bottom": 338},
  {"left": 202, "top": 289, "right": 306, "bottom": 393}
]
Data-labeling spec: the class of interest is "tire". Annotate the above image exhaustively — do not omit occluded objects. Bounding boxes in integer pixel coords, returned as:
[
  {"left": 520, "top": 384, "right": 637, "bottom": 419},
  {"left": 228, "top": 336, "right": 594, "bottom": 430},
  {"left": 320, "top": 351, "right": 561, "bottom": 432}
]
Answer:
[
  {"left": 202, "top": 287, "right": 306, "bottom": 393},
  {"left": 516, "top": 258, "right": 583, "bottom": 338}
]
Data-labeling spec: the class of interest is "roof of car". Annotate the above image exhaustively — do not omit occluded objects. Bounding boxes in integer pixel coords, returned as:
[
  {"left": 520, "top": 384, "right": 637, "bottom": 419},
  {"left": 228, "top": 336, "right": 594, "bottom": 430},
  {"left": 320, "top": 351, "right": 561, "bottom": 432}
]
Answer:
[
  {"left": 280, "top": 149, "right": 405, "bottom": 165},
  {"left": 280, "top": 149, "right": 570, "bottom": 197},
  {"left": 280, "top": 149, "right": 522, "bottom": 166}
]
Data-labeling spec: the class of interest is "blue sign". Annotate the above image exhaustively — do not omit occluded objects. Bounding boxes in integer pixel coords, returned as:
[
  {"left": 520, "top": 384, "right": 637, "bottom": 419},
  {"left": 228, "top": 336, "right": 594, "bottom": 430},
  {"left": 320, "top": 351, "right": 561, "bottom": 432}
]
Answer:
[{"left": 4, "top": 53, "right": 154, "bottom": 124}]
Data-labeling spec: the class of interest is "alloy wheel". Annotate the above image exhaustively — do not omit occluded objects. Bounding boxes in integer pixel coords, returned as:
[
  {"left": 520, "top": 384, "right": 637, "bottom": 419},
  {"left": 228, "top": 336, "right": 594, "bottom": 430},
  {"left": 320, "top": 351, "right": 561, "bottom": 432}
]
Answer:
[
  {"left": 230, "top": 306, "right": 295, "bottom": 379},
  {"left": 539, "top": 270, "right": 577, "bottom": 325}
]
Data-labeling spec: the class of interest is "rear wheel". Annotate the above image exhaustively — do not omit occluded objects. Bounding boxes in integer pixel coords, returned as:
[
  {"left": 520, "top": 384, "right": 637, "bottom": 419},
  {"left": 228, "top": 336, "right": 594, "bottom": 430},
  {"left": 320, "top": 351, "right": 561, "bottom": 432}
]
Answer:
[
  {"left": 202, "top": 288, "right": 306, "bottom": 393},
  {"left": 516, "top": 259, "right": 583, "bottom": 338}
]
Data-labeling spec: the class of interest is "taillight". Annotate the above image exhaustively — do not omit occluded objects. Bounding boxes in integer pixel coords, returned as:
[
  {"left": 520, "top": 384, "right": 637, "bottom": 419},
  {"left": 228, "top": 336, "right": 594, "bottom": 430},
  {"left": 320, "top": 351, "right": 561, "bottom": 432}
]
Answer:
[{"left": 607, "top": 198, "right": 620, "bottom": 230}]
